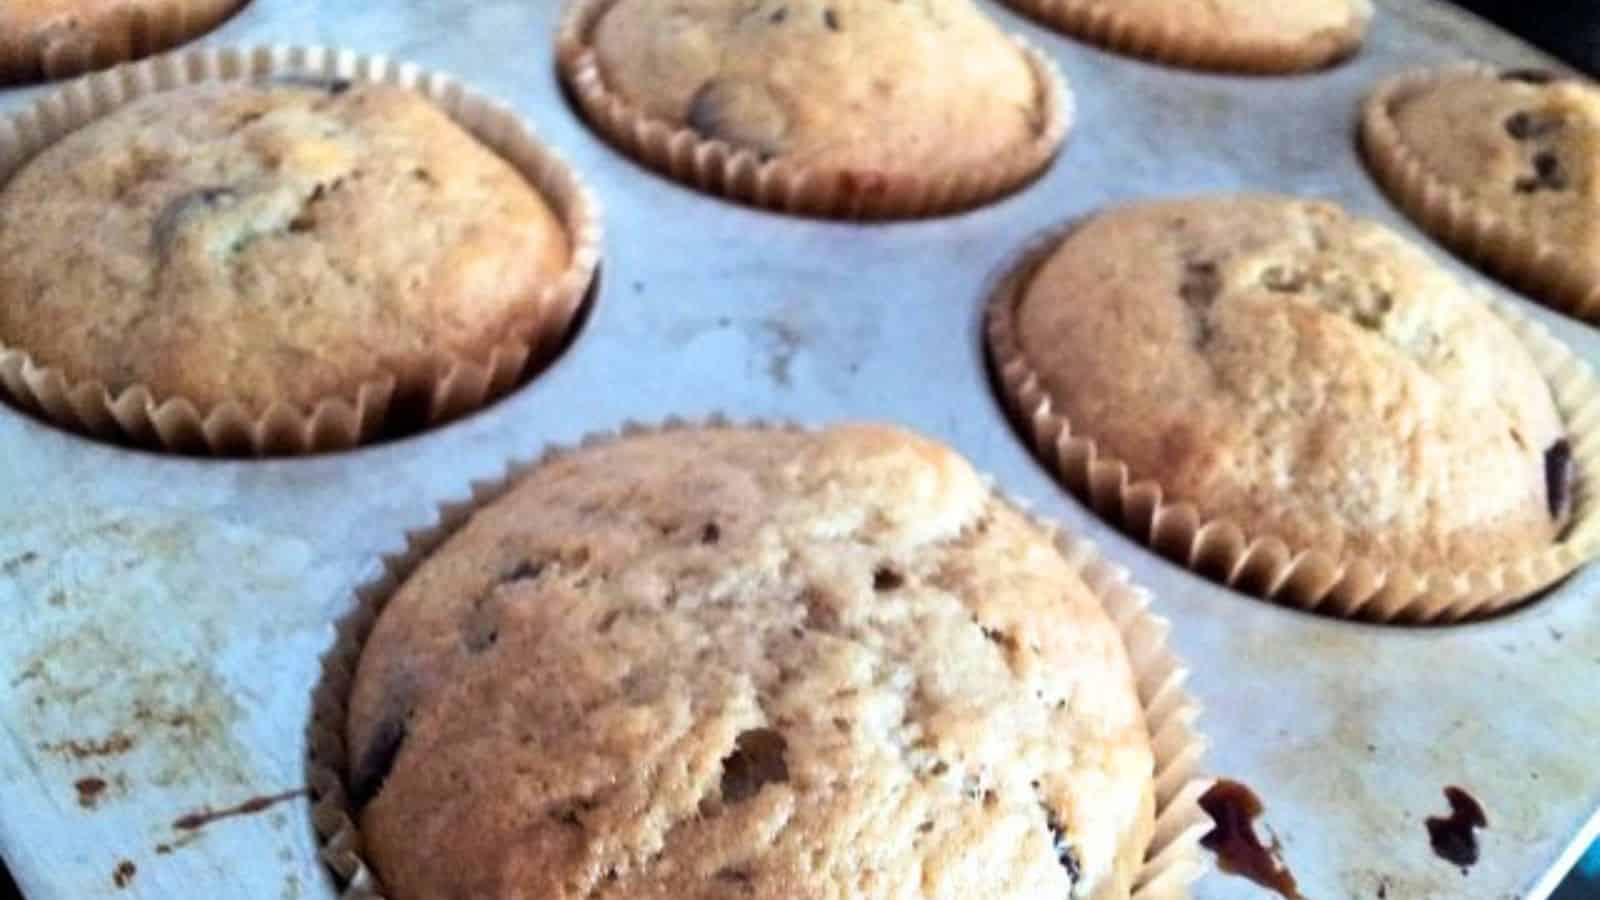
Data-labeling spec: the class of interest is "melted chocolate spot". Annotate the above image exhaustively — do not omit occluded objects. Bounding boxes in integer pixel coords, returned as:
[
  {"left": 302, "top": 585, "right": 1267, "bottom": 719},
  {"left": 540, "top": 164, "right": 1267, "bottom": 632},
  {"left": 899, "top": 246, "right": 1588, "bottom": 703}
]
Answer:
[
  {"left": 872, "top": 566, "right": 904, "bottom": 591},
  {"left": 1504, "top": 111, "right": 1561, "bottom": 141},
  {"left": 1200, "top": 779, "right": 1302, "bottom": 899},
  {"left": 1501, "top": 68, "right": 1559, "bottom": 85},
  {"left": 720, "top": 729, "right": 789, "bottom": 804},
  {"left": 823, "top": 8, "right": 841, "bottom": 30},
  {"left": 152, "top": 187, "right": 237, "bottom": 253},
  {"left": 500, "top": 560, "right": 544, "bottom": 584},
  {"left": 1546, "top": 438, "right": 1574, "bottom": 520},
  {"left": 349, "top": 715, "right": 408, "bottom": 812},
  {"left": 769, "top": 6, "right": 787, "bottom": 22},
  {"left": 1426, "top": 787, "right": 1487, "bottom": 873},
  {"left": 701, "top": 522, "right": 721, "bottom": 544}
]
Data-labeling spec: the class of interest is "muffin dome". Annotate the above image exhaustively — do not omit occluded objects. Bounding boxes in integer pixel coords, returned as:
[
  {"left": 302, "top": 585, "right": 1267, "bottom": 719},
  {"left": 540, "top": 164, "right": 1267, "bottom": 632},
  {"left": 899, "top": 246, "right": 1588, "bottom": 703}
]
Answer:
[
  {"left": 1363, "top": 66, "right": 1600, "bottom": 320},
  {"left": 559, "top": 0, "right": 1069, "bottom": 217},
  {"left": 0, "top": 81, "right": 572, "bottom": 414},
  {"left": 346, "top": 424, "right": 1156, "bottom": 899},
  {"left": 990, "top": 195, "right": 1573, "bottom": 616}
]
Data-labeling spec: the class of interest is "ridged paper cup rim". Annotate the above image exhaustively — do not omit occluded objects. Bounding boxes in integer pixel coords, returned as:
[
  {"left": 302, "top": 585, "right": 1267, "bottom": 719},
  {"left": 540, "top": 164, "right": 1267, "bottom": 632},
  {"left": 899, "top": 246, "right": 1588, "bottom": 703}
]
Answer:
[
  {"left": 555, "top": 0, "right": 1073, "bottom": 220},
  {"left": 306, "top": 416, "right": 1212, "bottom": 900},
  {"left": 0, "top": 45, "right": 602, "bottom": 456},
  {"left": 995, "top": 0, "right": 1372, "bottom": 74},
  {"left": 986, "top": 223, "right": 1600, "bottom": 625},
  {"left": 1360, "top": 62, "right": 1600, "bottom": 322}
]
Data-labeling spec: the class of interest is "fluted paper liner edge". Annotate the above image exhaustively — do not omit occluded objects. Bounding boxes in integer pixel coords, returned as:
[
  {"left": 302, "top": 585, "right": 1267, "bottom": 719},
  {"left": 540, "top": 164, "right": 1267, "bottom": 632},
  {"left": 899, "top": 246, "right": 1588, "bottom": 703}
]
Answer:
[
  {"left": 1361, "top": 63, "right": 1600, "bottom": 322},
  {"left": 0, "top": 45, "right": 602, "bottom": 456},
  {"left": 0, "top": 0, "right": 245, "bottom": 85},
  {"left": 996, "top": 0, "right": 1369, "bottom": 75},
  {"left": 555, "top": 0, "right": 1072, "bottom": 220},
  {"left": 306, "top": 417, "right": 1212, "bottom": 899},
  {"left": 987, "top": 226, "right": 1600, "bottom": 624}
]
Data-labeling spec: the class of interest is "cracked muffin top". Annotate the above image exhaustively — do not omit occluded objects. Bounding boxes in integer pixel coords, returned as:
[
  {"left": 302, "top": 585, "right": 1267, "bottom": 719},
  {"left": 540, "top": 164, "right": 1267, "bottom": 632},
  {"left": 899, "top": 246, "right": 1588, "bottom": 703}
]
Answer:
[
  {"left": 1001, "top": 195, "right": 1570, "bottom": 573},
  {"left": 1380, "top": 68, "right": 1600, "bottom": 262},
  {"left": 0, "top": 0, "right": 247, "bottom": 83},
  {"left": 346, "top": 424, "right": 1155, "bottom": 900},
  {"left": 0, "top": 81, "right": 570, "bottom": 411},
  {"left": 584, "top": 0, "right": 1048, "bottom": 173}
]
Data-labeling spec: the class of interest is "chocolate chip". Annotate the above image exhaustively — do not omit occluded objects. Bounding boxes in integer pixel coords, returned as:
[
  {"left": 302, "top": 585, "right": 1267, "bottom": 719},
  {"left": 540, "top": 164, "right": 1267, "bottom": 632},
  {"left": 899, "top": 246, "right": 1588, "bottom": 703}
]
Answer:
[
  {"left": 1501, "top": 68, "right": 1559, "bottom": 85},
  {"left": 1545, "top": 438, "right": 1573, "bottom": 520},
  {"left": 823, "top": 8, "right": 840, "bottom": 30},
  {"left": 151, "top": 186, "right": 237, "bottom": 253},
  {"left": 872, "top": 566, "right": 904, "bottom": 591},
  {"left": 769, "top": 6, "right": 787, "bottom": 22},
  {"left": 1046, "top": 810, "right": 1082, "bottom": 886},
  {"left": 1505, "top": 112, "right": 1535, "bottom": 140},
  {"left": 1516, "top": 151, "right": 1568, "bottom": 193},
  {"left": 686, "top": 78, "right": 790, "bottom": 157},
  {"left": 720, "top": 729, "right": 788, "bottom": 804},
  {"left": 1260, "top": 265, "right": 1305, "bottom": 294},
  {"left": 1180, "top": 261, "right": 1222, "bottom": 307},
  {"left": 499, "top": 559, "right": 544, "bottom": 584},
  {"left": 349, "top": 714, "right": 408, "bottom": 812},
  {"left": 271, "top": 75, "right": 353, "bottom": 95}
]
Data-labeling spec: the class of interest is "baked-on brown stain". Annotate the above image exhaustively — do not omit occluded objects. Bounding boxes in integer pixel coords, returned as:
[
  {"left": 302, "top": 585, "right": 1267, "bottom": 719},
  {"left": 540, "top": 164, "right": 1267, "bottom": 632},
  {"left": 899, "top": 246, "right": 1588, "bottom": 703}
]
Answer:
[
  {"left": 45, "top": 733, "right": 135, "bottom": 760},
  {"left": 1426, "top": 786, "right": 1487, "bottom": 872},
  {"left": 172, "top": 788, "right": 307, "bottom": 832},
  {"left": 111, "top": 860, "right": 136, "bottom": 888},
  {"left": 74, "top": 776, "right": 108, "bottom": 809},
  {"left": 1199, "top": 779, "right": 1303, "bottom": 899}
]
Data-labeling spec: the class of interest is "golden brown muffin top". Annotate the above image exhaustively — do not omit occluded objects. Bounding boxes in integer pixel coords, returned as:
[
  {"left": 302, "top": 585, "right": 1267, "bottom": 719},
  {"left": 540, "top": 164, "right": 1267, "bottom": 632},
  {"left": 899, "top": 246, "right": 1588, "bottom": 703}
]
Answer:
[
  {"left": 587, "top": 0, "right": 1048, "bottom": 174},
  {"left": 347, "top": 424, "right": 1154, "bottom": 900},
  {"left": 0, "top": 0, "right": 247, "bottom": 82},
  {"left": 1088, "top": 0, "right": 1370, "bottom": 47},
  {"left": 1008, "top": 195, "right": 1569, "bottom": 572},
  {"left": 1386, "top": 68, "right": 1600, "bottom": 261},
  {"left": 0, "top": 81, "right": 570, "bottom": 411}
]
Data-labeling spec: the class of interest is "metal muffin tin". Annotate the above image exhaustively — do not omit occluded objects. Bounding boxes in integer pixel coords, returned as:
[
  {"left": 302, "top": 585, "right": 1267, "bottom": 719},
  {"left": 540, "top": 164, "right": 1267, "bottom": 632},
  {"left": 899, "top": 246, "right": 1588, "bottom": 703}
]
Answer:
[{"left": 0, "top": 1, "right": 1595, "bottom": 898}]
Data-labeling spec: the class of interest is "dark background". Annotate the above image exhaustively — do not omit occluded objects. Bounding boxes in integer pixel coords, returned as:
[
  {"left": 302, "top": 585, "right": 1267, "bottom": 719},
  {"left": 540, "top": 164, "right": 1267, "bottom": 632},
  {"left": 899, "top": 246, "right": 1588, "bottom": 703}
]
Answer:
[
  {"left": 0, "top": 3, "right": 1594, "bottom": 900},
  {"left": 1451, "top": 0, "right": 1600, "bottom": 73}
]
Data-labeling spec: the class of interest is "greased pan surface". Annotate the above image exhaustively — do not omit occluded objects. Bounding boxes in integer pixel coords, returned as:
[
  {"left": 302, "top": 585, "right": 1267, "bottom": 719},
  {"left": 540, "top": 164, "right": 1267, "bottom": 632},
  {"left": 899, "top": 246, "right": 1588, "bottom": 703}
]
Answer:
[{"left": 0, "top": 1, "right": 1596, "bottom": 898}]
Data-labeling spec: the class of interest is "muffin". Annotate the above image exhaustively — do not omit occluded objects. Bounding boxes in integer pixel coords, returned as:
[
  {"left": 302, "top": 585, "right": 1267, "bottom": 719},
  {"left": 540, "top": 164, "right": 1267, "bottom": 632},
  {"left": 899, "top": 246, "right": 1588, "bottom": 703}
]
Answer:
[
  {"left": 0, "top": 63, "right": 598, "bottom": 454},
  {"left": 1362, "top": 64, "right": 1600, "bottom": 321},
  {"left": 557, "top": 0, "right": 1071, "bottom": 218},
  {"left": 0, "top": 0, "right": 248, "bottom": 84},
  {"left": 343, "top": 423, "right": 1170, "bottom": 899},
  {"left": 999, "top": 0, "right": 1372, "bottom": 74},
  {"left": 988, "top": 194, "right": 1596, "bottom": 622}
]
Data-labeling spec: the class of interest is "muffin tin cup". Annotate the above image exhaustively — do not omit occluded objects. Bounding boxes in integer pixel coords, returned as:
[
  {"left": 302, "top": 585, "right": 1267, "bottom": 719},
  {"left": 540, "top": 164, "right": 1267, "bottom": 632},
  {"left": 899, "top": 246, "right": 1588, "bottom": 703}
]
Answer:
[
  {"left": 0, "top": 44, "right": 602, "bottom": 457},
  {"left": 555, "top": 0, "right": 1073, "bottom": 220},
  {"left": 995, "top": 0, "right": 1370, "bottom": 75},
  {"left": 0, "top": 0, "right": 247, "bottom": 86},
  {"left": 1361, "top": 63, "right": 1600, "bottom": 322},
  {"left": 305, "top": 416, "right": 1213, "bottom": 900},
  {"left": 987, "top": 225, "right": 1600, "bottom": 625}
]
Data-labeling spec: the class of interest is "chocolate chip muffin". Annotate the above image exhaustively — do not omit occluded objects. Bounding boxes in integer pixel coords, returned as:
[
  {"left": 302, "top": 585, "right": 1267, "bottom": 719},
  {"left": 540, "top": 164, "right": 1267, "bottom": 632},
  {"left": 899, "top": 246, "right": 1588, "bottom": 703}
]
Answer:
[
  {"left": 557, "top": 0, "right": 1070, "bottom": 218},
  {"left": 0, "top": 80, "right": 575, "bottom": 422},
  {"left": 1001, "top": 0, "right": 1371, "bottom": 74},
  {"left": 345, "top": 424, "right": 1158, "bottom": 899},
  {"left": 1363, "top": 65, "right": 1600, "bottom": 320},
  {"left": 0, "top": 0, "right": 248, "bottom": 84},
  {"left": 989, "top": 195, "right": 1580, "bottom": 621}
]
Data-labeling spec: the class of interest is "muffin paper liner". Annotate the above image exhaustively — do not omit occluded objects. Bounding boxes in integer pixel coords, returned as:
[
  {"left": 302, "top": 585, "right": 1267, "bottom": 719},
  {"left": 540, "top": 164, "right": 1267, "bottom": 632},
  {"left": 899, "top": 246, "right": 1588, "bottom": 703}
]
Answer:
[
  {"left": 987, "top": 226, "right": 1600, "bottom": 624},
  {"left": 0, "top": 0, "right": 247, "bottom": 85},
  {"left": 555, "top": 0, "right": 1072, "bottom": 220},
  {"left": 1361, "top": 63, "right": 1600, "bottom": 322},
  {"left": 306, "top": 417, "right": 1212, "bottom": 900},
  {"left": 996, "top": 0, "right": 1369, "bottom": 75},
  {"left": 0, "top": 45, "right": 602, "bottom": 456}
]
